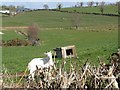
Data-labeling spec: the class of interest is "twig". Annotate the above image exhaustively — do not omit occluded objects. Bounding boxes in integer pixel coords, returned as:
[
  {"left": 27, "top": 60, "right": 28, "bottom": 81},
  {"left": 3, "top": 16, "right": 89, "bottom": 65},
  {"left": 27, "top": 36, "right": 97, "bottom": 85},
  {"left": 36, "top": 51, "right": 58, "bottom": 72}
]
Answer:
[{"left": 17, "top": 66, "right": 28, "bottom": 87}]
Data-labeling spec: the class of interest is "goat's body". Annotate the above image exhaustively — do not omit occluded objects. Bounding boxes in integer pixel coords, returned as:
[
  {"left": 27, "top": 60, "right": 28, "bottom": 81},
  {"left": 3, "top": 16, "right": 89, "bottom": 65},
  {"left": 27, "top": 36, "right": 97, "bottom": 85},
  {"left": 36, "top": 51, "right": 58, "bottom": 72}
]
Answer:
[
  {"left": 28, "top": 52, "right": 54, "bottom": 80},
  {"left": 28, "top": 58, "right": 45, "bottom": 79},
  {"left": 28, "top": 58, "right": 48, "bottom": 69}
]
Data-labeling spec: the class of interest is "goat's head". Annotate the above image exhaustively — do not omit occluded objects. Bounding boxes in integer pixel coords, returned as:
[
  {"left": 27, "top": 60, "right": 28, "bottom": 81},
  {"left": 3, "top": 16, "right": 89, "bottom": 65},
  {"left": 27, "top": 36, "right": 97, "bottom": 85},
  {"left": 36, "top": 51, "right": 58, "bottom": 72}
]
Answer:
[{"left": 44, "top": 51, "right": 52, "bottom": 57}]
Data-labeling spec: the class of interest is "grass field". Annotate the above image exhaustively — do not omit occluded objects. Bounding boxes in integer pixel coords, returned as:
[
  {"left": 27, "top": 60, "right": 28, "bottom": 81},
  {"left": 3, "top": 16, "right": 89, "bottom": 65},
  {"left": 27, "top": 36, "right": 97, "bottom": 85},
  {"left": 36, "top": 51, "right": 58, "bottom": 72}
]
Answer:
[
  {"left": 2, "top": 29, "right": 118, "bottom": 73},
  {"left": 2, "top": 10, "right": 118, "bottom": 73},
  {"left": 62, "top": 5, "right": 118, "bottom": 14},
  {"left": 2, "top": 10, "right": 118, "bottom": 28}
]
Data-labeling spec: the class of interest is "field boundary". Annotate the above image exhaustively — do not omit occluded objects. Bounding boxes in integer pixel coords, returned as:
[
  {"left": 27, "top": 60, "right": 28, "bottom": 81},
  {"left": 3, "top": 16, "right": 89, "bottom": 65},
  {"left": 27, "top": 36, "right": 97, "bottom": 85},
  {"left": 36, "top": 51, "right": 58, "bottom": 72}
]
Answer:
[
  {"left": 49, "top": 9, "right": 119, "bottom": 17},
  {"left": 0, "top": 26, "right": 28, "bottom": 30},
  {"left": 0, "top": 26, "right": 28, "bottom": 29}
]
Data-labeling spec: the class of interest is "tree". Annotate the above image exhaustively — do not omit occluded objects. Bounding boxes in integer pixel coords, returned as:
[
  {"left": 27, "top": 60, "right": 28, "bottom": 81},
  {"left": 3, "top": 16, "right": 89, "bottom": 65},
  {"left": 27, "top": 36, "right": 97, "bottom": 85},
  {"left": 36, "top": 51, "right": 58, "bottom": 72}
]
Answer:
[
  {"left": 27, "top": 23, "right": 40, "bottom": 46},
  {"left": 74, "top": 5, "right": 77, "bottom": 8},
  {"left": 43, "top": 4, "right": 49, "bottom": 10},
  {"left": 75, "top": 2, "right": 84, "bottom": 8},
  {"left": 71, "top": 11, "right": 80, "bottom": 29},
  {"left": 99, "top": 1, "right": 105, "bottom": 7},
  {"left": 117, "top": 1, "right": 120, "bottom": 15},
  {"left": 16, "top": 5, "right": 24, "bottom": 10},
  {"left": 87, "top": 1, "right": 94, "bottom": 7},
  {"left": 57, "top": 3, "right": 62, "bottom": 10},
  {"left": 8, "top": 5, "right": 16, "bottom": 11},
  {"left": 96, "top": 2, "right": 99, "bottom": 6},
  {"left": 100, "top": 6, "right": 104, "bottom": 14},
  {"left": 2, "top": 5, "right": 9, "bottom": 10},
  {"left": 76, "top": 2, "right": 80, "bottom": 7},
  {"left": 116, "top": 1, "right": 120, "bottom": 6},
  {"left": 99, "top": 1, "right": 105, "bottom": 14},
  {"left": 80, "top": 2, "right": 83, "bottom": 7}
]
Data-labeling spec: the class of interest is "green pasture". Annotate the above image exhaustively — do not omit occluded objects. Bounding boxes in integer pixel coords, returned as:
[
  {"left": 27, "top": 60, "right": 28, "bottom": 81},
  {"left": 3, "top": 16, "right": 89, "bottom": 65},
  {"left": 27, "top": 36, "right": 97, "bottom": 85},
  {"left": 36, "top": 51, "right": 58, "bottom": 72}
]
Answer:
[
  {"left": 62, "top": 5, "right": 118, "bottom": 14},
  {"left": 2, "top": 10, "right": 118, "bottom": 28},
  {"left": 2, "top": 10, "right": 118, "bottom": 73},
  {"left": 2, "top": 29, "right": 118, "bottom": 73}
]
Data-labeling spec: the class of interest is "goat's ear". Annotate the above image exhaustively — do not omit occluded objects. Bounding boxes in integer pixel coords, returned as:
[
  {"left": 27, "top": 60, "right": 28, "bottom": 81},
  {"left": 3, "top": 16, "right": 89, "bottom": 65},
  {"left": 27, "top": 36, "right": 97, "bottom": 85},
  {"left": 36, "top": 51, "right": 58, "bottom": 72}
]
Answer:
[
  {"left": 44, "top": 52, "right": 47, "bottom": 55},
  {"left": 44, "top": 51, "right": 48, "bottom": 54},
  {"left": 50, "top": 51, "right": 52, "bottom": 53}
]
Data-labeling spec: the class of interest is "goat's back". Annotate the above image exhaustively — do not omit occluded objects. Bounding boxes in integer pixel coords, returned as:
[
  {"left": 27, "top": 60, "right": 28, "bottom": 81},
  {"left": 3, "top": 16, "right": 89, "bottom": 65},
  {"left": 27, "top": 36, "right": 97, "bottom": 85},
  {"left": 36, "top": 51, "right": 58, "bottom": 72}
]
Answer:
[{"left": 28, "top": 58, "right": 45, "bottom": 70}]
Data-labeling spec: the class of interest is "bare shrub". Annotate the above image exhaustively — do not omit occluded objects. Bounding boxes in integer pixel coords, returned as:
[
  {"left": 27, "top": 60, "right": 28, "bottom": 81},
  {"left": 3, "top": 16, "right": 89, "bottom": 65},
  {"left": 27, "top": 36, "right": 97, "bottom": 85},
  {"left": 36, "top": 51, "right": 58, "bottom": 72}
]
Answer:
[
  {"left": 27, "top": 23, "right": 40, "bottom": 46},
  {"left": 71, "top": 11, "right": 80, "bottom": 29},
  {"left": 99, "top": 1, "right": 105, "bottom": 14}
]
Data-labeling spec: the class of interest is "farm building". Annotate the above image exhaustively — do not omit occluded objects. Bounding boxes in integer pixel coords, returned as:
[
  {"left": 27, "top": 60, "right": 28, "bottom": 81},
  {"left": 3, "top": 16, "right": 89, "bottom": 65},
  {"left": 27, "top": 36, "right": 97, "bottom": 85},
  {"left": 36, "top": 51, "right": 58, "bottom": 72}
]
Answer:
[
  {"left": 0, "top": 10, "right": 17, "bottom": 16},
  {"left": 16, "top": 8, "right": 31, "bottom": 13},
  {"left": 0, "top": 10, "right": 10, "bottom": 14},
  {"left": 53, "top": 45, "right": 77, "bottom": 59}
]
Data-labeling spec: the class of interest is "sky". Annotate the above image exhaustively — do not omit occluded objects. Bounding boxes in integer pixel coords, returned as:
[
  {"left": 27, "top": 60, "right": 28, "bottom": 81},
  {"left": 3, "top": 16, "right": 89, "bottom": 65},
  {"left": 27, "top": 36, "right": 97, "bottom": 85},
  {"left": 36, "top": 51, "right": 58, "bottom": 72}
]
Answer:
[{"left": 0, "top": 0, "right": 119, "bottom": 9}]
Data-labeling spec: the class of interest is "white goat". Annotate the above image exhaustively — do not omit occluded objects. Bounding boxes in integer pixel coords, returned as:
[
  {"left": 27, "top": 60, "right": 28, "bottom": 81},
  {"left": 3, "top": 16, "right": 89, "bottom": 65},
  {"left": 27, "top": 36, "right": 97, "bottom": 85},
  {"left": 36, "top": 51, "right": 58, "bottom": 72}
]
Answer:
[
  {"left": 28, "top": 51, "right": 54, "bottom": 80},
  {"left": 0, "top": 32, "right": 4, "bottom": 35}
]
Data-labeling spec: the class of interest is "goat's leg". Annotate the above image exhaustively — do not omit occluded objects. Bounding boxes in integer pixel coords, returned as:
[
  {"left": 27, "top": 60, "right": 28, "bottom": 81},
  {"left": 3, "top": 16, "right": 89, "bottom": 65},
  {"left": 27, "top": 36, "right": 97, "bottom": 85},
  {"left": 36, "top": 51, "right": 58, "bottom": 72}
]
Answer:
[
  {"left": 29, "top": 70, "right": 35, "bottom": 81},
  {"left": 31, "top": 73, "right": 35, "bottom": 81}
]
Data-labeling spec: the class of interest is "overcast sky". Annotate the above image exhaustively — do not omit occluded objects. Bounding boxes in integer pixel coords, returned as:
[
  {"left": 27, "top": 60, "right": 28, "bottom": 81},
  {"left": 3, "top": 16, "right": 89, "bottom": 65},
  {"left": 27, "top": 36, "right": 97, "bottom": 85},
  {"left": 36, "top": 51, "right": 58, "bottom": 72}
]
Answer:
[{"left": 1, "top": 0, "right": 119, "bottom": 9}]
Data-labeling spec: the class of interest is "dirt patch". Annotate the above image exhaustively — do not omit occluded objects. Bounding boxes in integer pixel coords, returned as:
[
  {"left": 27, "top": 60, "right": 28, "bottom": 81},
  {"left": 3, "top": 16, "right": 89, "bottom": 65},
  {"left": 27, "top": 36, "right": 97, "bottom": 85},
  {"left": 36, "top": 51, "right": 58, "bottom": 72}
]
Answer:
[{"left": 0, "top": 26, "right": 28, "bottom": 30}]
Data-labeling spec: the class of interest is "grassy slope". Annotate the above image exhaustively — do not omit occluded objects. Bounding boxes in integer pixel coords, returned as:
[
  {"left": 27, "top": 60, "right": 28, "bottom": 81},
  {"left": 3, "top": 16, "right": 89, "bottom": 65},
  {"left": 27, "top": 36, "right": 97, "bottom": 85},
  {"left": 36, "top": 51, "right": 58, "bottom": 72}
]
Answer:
[
  {"left": 2, "top": 10, "right": 118, "bottom": 73},
  {"left": 2, "top": 11, "right": 71, "bottom": 27},
  {"left": 2, "top": 29, "right": 117, "bottom": 73},
  {"left": 2, "top": 10, "right": 118, "bottom": 28},
  {"left": 62, "top": 5, "right": 118, "bottom": 14}
]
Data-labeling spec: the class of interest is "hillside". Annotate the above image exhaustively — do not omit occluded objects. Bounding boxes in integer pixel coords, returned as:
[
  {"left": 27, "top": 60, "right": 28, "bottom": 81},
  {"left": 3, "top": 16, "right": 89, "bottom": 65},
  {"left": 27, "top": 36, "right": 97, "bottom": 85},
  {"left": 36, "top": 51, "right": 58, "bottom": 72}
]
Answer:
[
  {"left": 2, "top": 9, "right": 118, "bottom": 73},
  {"left": 62, "top": 5, "right": 118, "bottom": 14},
  {"left": 2, "top": 10, "right": 118, "bottom": 29}
]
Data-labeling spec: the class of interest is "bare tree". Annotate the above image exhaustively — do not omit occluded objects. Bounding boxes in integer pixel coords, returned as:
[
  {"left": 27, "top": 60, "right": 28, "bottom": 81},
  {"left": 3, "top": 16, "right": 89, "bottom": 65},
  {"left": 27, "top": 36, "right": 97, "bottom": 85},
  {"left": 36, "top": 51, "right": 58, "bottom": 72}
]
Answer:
[
  {"left": 43, "top": 4, "right": 49, "bottom": 10},
  {"left": 80, "top": 2, "right": 83, "bottom": 7},
  {"left": 27, "top": 23, "right": 40, "bottom": 46},
  {"left": 116, "top": 1, "right": 120, "bottom": 6},
  {"left": 71, "top": 11, "right": 80, "bottom": 29},
  {"left": 57, "top": 3, "right": 62, "bottom": 10},
  {"left": 87, "top": 1, "right": 94, "bottom": 7},
  {"left": 96, "top": 2, "right": 99, "bottom": 7},
  {"left": 100, "top": 6, "right": 104, "bottom": 14},
  {"left": 99, "top": 1, "right": 105, "bottom": 14},
  {"left": 76, "top": 2, "right": 80, "bottom": 7},
  {"left": 101, "top": 1, "right": 105, "bottom": 6},
  {"left": 117, "top": 1, "right": 120, "bottom": 15}
]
